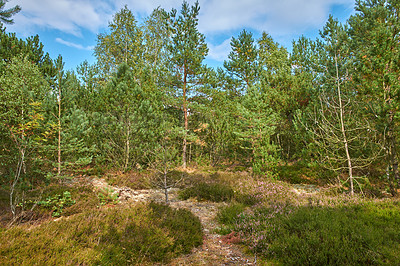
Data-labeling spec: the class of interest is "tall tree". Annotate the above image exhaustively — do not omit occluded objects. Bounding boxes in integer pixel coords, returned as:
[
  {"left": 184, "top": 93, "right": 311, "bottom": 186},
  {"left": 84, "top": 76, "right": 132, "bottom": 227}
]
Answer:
[
  {"left": 349, "top": 0, "right": 400, "bottom": 192},
  {"left": 54, "top": 55, "right": 64, "bottom": 176},
  {"left": 0, "top": 32, "right": 55, "bottom": 77},
  {"left": 224, "top": 29, "right": 258, "bottom": 93},
  {"left": 96, "top": 64, "right": 159, "bottom": 172},
  {"left": 94, "top": 5, "right": 143, "bottom": 77},
  {"left": 0, "top": 56, "right": 50, "bottom": 217},
  {"left": 258, "top": 32, "right": 297, "bottom": 160},
  {"left": 167, "top": 1, "right": 208, "bottom": 168},
  {"left": 296, "top": 17, "right": 382, "bottom": 194},
  {"left": 143, "top": 7, "right": 171, "bottom": 83}
]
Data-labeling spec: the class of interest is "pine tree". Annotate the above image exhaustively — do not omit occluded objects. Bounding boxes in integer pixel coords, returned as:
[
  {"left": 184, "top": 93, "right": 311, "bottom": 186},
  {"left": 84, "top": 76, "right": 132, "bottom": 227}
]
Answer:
[
  {"left": 224, "top": 30, "right": 258, "bottom": 93},
  {"left": 167, "top": 1, "right": 208, "bottom": 168},
  {"left": 349, "top": 0, "right": 400, "bottom": 192}
]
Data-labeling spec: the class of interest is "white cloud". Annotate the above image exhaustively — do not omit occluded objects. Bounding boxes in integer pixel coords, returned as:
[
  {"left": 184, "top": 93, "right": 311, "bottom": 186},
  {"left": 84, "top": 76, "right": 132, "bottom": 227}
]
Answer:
[
  {"left": 115, "top": 0, "right": 185, "bottom": 14},
  {"left": 197, "top": 0, "right": 355, "bottom": 36},
  {"left": 207, "top": 38, "right": 231, "bottom": 61},
  {"left": 7, "top": 0, "right": 354, "bottom": 37},
  {"left": 7, "top": 0, "right": 113, "bottom": 36},
  {"left": 5, "top": 0, "right": 355, "bottom": 65},
  {"left": 55, "top": 38, "right": 94, "bottom": 51}
]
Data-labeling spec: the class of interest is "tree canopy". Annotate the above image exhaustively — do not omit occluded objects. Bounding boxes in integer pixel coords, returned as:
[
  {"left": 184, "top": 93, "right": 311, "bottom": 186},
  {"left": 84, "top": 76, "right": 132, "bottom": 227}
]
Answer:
[{"left": 1, "top": 0, "right": 400, "bottom": 198}]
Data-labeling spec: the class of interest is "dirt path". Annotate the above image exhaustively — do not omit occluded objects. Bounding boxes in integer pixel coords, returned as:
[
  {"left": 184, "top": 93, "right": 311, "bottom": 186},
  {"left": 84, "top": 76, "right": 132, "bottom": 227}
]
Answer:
[{"left": 91, "top": 178, "right": 255, "bottom": 265}]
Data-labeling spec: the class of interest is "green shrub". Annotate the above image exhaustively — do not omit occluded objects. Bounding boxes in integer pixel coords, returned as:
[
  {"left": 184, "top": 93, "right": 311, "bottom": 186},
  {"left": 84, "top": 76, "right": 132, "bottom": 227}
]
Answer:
[
  {"left": 216, "top": 203, "right": 246, "bottom": 235},
  {"left": 0, "top": 203, "right": 203, "bottom": 265},
  {"left": 277, "top": 162, "right": 335, "bottom": 185},
  {"left": 96, "top": 187, "right": 119, "bottom": 206},
  {"left": 232, "top": 201, "right": 400, "bottom": 265},
  {"left": 37, "top": 191, "right": 75, "bottom": 217},
  {"left": 217, "top": 203, "right": 246, "bottom": 226},
  {"left": 234, "top": 192, "right": 259, "bottom": 206},
  {"left": 105, "top": 171, "right": 151, "bottom": 190},
  {"left": 178, "top": 182, "right": 234, "bottom": 202},
  {"left": 149, "top": 202, "right": 203, "bottom": 254}
]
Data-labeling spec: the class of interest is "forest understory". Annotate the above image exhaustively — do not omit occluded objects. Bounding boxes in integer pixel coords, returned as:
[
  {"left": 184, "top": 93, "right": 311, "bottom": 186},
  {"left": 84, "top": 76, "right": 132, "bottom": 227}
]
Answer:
[{"left": 1, "top": 166, "right": 400, "bottom": 265}]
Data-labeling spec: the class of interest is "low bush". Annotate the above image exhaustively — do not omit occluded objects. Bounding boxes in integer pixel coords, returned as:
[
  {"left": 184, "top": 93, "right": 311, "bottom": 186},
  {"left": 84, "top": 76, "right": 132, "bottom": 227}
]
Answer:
[
  {"left": 96, "top": 187, "right": 119, "bottom": 206},
  {"left": 178, "top": 182, "right": 234, "bottom": 202},
  {"left": 217, "top": 203, "right": 246, "bottom": 226},
  {"left": 233, "top": 192, "right": 260, "bottom": 206},
  {"left": 277, "top": 162, "right": 335, "bottom": 185},
  {"left": 215, "top": 203, "right": 246, "bottom": 235},
  {"left": 37, "top": 191, "right": 75, "bottom": 217},
  {"left": 0, "top": 202, "right": 203, "bottom": 265},
  {"left": 227, "top": 200, "right": 400, "bottom": 265},
  {"left": 149, "top": 202, "right": 203, "bottom": 254}
]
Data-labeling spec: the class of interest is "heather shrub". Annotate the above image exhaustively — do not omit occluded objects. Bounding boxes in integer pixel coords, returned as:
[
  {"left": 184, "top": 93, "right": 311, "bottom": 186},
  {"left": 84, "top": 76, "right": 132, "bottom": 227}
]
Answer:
[
  {"left": 179, "top": 182, "right": 234, "bottom": 202},
  {"left": 149, "top": 202, "right": 203, "bottom": 253},
  {"left": 233, "top": 192, "right": 259, "bottom": 206},
  {"left": 0, "top": 202, "right": 203, "bottom": 265},
  {"left": 236, "top": 177, "right": 300, "bottom": 206},
  {"left": 228, "top": 200, "right": 400, "bottom": 265},
  {"left": 216, "top": 203, "right": 246, "bottom": 235}
]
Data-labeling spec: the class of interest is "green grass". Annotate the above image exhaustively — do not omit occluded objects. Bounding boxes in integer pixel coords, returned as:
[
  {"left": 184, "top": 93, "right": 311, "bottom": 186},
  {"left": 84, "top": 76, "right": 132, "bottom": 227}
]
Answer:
[
  {"left": 0, "top": 202, "right": 203, "bottom": 265},
  {"left": 227, "top": 200, "right": 400, "bottom": 265}
]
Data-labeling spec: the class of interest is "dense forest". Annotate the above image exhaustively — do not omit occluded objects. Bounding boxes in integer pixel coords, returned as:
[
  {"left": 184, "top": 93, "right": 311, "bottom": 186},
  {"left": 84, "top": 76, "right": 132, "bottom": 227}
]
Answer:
[{"left": 1, "top": 0, "right": 400, "bottom": 265}]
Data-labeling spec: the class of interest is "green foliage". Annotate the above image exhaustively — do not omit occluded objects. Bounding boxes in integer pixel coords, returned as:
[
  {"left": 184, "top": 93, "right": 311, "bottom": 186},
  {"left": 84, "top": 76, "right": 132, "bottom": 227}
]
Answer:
[
  {"left": 0, "top": 203, "right": 203, "bottom": 264},
  {"left": 95, "top": 63, "right": 161, "bottom": 171},
  {"left": 96, "top": 187, "right": 119, "bottom": 206},
  {"left": 216, "top": 203, "right": 245, "bottom": 229},
  {"left": 229, "top": 201, "right": 400, "bottom": 265},
  {"left": 348, "top": 0, "right": 400, "bottom": 191},
  {"left": 0, "top": 55, "right": 52, "bottom": 216},
  {"left": 0, "top": 0, "right": 21, "bottom": 26},
  {"left": 0, "top": 31, "right": 55, "bottom": 77},
  {"left": 224, "top": 29, "right": 258, "bottom": 91},
  {"left": 179, "top": 182, "right": 234, "bottom": 202},
  {"left": 167, "top": 1, "right": 208, "bottom": 76},
  {"left": 149, "top": 202, "right": 203, "bottom": 254},
  {"left": 277, "top": 162, "right": 336, "bottom": 184},
  {"left": 94, "top": 5, "right": 144, "bottom": 75},
  {"left": 38, "top": 191, "right": 75, "bottom": 217}
]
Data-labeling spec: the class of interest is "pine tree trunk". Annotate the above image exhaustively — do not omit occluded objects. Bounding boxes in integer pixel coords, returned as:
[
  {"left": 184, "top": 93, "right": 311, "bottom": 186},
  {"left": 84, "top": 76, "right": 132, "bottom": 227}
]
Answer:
[
  {"left": 386, "top": 80, "right": 397, "bottom": 195},
  {"left": 389, "top": 122, "right": 398, "bottom": 196},
  {"left": 182, "top": 68, "right": 188, "bottom": 169},
  {"left": 58, "top": 86, "right": 61, "bottom": 176},
  {"left": 164, "top": 171, "right": 169, "bottom": 204},
  {"left": 124, "top": 120, "right": 131, "bottom": 172}
]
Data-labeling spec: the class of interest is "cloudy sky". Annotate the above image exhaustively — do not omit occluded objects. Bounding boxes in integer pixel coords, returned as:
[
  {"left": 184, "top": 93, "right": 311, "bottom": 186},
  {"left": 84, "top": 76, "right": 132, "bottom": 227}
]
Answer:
[{"left": 5, "top": 0, "right": 355, "bottom": 70}]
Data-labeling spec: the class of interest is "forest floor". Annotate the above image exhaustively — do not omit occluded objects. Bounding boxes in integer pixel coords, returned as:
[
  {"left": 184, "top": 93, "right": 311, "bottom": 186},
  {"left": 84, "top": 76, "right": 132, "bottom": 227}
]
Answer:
[
  {"left": 91, "top": 177, "right": 257, "bottom": 265},
  {"left": 2, "top": 170, "right": 398, "bottom": 265}
]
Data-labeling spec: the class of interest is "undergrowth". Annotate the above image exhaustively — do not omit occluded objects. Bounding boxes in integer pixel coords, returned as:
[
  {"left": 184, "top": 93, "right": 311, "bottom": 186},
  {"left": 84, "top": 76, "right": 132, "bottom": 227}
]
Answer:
[
  {"left": 218, "top": 199, "right": 400, "bottom": 265},
  {"left": 0, "top": 202, "right": 203, "bottom": 265},
  {"left": 178, "top": 182, "right": 234, "bottom": 202}
]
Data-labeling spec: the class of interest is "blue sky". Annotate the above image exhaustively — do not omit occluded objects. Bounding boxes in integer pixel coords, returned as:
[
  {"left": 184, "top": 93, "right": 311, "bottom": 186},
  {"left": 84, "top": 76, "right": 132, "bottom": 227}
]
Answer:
[{"left": 5, "top": 0, "right": 355, "bottom": 71}]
